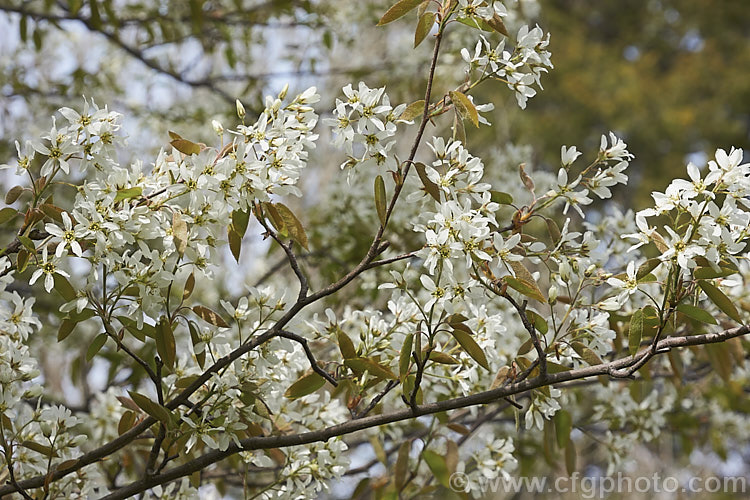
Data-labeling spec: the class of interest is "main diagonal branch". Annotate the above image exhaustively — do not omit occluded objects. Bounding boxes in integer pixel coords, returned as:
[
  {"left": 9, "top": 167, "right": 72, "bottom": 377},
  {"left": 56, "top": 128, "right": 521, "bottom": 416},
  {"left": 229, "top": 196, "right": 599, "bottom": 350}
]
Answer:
[{"left": 99, "top": 324, "right": 750, "bottom": 499}]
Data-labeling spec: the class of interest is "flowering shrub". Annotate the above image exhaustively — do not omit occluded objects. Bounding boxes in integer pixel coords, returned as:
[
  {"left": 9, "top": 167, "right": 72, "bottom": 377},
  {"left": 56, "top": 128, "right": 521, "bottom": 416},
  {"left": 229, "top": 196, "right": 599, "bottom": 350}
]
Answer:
[{"left": 1, "top": 1, "right": 749, "bottom": 498}]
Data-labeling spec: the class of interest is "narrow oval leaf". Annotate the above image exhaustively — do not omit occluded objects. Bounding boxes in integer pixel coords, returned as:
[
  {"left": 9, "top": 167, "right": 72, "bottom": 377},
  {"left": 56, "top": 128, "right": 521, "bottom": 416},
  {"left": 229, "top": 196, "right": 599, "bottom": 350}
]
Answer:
[
  {"left": 21, "top": 441, "right": 58, "bottom": 458},
  {"left": 414, "top": 12, "right": 435, "bottom": 47},
  {"left": 337, "top": 331, "right": 357, "bottom": 359},
  {"left": 345, "top": 357, "right": 397, "bottom": 380},
  {"left": 274, "top": 203, "right": 309, "bottom": 250},
  {"left": 377, "top": 0, "right": 423, "bottom": 26},
  {"left": 118, "top": 411, "right": 136, "bottom": 436},
  {"left": 86, "top": 333, "right": 108, "bottom": 362},
  {"left": 0, "top": 207, "right": 18, "bottom": 224},
  {"left": 113, "top": 187, "right": 142, "bottom": 203},
  {"left": 172, "top": 212, "right": 188, "bottom": 255},
  {"left": 487, "top": 13, "right": 509, "bottom": 36},
  {"left": 414, "top": 162, "right": 441, "bottom": 201},
  {"left": 395, "top": 441, "right": 410, "bottom": 489},
  {"left": 449, "top": 90, "right": 479, "bottom": 127},
  {"left": 128, "top": 391, "right": 172, "bottom": 426},
  {"left": 503, "top": 276, "right": 546, "bottom": 303},
  {"left": 629, "top": 308, "right": 644, "bottom": 356},
  {"left": 554, "top": 409, "right": 572, "bottom": 448},
  {"left": 676, "top": 303, "right": 718, "bottom": 325},
  {"left": 193, "top": 305, "right": 229, "bottom": 328},
  {"left": 571, "top": 341, "right": 603, "bottom": 366},
  {"left": 636, "top": 258, "right": 661, "bottom": 280},
  {"left": 170, "top": 138, "right": 201, "bottom": 155},
  {"left": 231, "top": 209, "right": 250, "bottom": 236},
  {"left": 374, "top": 175, "right": 387, "bottom": 226},
  {"left": 422, "top": 450, "right": 449, "bottom": 488},
  {"left": 183, "top": 273, "right": 195, "bottom": 300},
  {"left": 284, "top": 372, "right": 325, "bottom": 399},
  {"left": 5, "top": 185, "right": 24, "bottom": 204},
  {"left": 698, "top": 280, "right": 742, "bottom": 323},
  {"left": 399, "top": 100, "right": 425, "bottom": 122},
  {"left": 451, "top": 328, "right": 489, "bottom": 370},
  {"left": 428, "top": 351, "right": 459, "bottom": 365},
  {"left": 490, "top": 190, "right": 514, "bottom": 205},
  {"left": 156, "top": 316, "right": 176, "bottom": 370},
  {"left": 57, "top": 319, "right": 77, "bottom": 342},
  {"left": 400, "top": 333, "right": 413, "bottom": 380},
  {"left": 53, "top": 273, "right": 77, "bottom": 302},
  {"left": 228, "top": 224, "right": 243, "bottom": 262}
]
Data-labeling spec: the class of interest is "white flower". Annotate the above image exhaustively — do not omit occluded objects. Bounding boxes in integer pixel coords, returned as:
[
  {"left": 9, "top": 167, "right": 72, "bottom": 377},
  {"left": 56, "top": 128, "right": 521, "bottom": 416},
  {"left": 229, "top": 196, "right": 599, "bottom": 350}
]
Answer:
[
  {"left": 29, "top": 247, "right": 70, "bottom": 293},
  {"left": 561, "top": 145, "right": 582, "bottom": 166},
  {"left": 45, "top": 212, "right": 85, "bottom": 257}
]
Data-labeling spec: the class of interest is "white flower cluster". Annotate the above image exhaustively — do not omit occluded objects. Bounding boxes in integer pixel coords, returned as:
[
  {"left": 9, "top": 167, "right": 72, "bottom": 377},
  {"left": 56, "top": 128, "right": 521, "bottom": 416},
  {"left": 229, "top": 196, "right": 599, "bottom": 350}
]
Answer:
[
  {"left": 28, "top": 89, "right": 318, "bottom": 326},
  {"left": 324, "top": 82, "right": 407, "bottom": 176},
  {"left": 1, "top": 98, "right": 123, "bottom": 178},
  {"left": 546, "top": 133, "right": 633, "bottom": 217},
  {"left": 624, "top": 148, "right": 750, "bottom": 272},
  {"left": 461, "top": 24, "right": 553, "bottom": 109}
]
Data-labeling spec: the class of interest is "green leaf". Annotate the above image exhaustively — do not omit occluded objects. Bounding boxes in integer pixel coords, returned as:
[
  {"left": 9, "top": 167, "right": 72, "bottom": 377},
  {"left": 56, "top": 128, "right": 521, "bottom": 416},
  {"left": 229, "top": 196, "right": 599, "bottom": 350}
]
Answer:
[
  {"left": 486, "top": 13, "right": 509, "bottom": 36},
  {"left": 455, "top": 16, "right": 494, "bottom": 32},
  {"left": 377, "top": 0, "right": 423, "bottom": 25},
  {"left": 113, "top": 186, "right": 142, "bottom": 203},
  {"left": 337, "top": 331, "right": 357, "bottom": 359},
  {"left": 345, "top": 357, "right": 397, "bottom": 380},
  {"left": 399, "top": 100, "right": 425, "bottom": 121},
  {"left": 17, "top": 235, "right": 35, "bottom": 252},
  {"left": 231, "top": 209, "right": 250, "bottom": 237},
  {"left": 451, "top": 328, "right": 489, "bottom": 370},
  {"left": 414, "top": 12, "right": 435, "bottom": 47},
  {"left": 156, "top": 316, "right": 176, "bottom": 370},
  {"left": 400, "top": 333, "right": 413, "bottom": 380},
  {"left": 395, "top": 441, "right": 410, "bottom": 490},
  {"left": 554, "top": 410, "right": 572, "bottom": 448},
  {"left": 428, "top": 350, "right": 459, "bottom": 365},
  {"left": 117, "top": 411, "right": 136, "bottom": 436},
  {"left": 374, "top": 175, "right": 387, "bottom": 226},
  {"left": 57, "top": 319, "right": 76, "bottom": 342},
  {"left": 629, "top": 308, "right": 644, "bottom": 356},
  {"left": 636, "top": 258, "right": 662, "bottom": 280},
  {"left": 5, "top": 185, "right": 24, "bottom": 204},
  {"left": 676, "top": 303, "right": 718, "bottom": 325},
  {"left": 228, "top": 224, "right": 243, "bottom": 262},
  {"left": 0, "top": 207, "right": 18, "bottom": 224},
  {"left": 698, "top": 280, "right": 742, "bottom": 323},
  {"left": 422, "top": 450, "right": 449, "bottom": 488},
  {"left": 193, "top": 305, "right": 229, "bottom": 328},
  {"left": 490, "top": 190, "right": 513, "bottom": 205},
  {"left": 20, "top": 440, "right": 58, "bottom": 458},
  {"left": 183, "top": 272, "right": 195, "bottom": 300},
  {"left": 170, "top": 138, "right": 201, "bottom": 155},
  {"left": 525, "top": 310, "right": 548, "bottom": 334},
  {"left": 86, "top": 333, "right": 108, "bottom": 361},
  {"left": 284, "top": 372, "right": 325, "bottom": 399},
  {"left": 503, "top": 276, "right": 546, "bottom": 303},
  {"left": 274, "top": 203, "right": 309, "bottom": 250},
  {"left": 570, "top": 341, "right": 603, "bottom": 366},
  {"left": 39, "top": 203, "right": 65, "bottom": 224},
  {"left": 449, "top": 90, "right": 479, "bottom": 127},
  {"left": 53, "top": 273, "right": 77, "bottom": 301},
  {"left": 694, "top": 266, "right": 736, "bottom": 279},
  {"left": 128, "top": 391, "right": 172, "bottom": 427},
  {"left": 172, "top": 211, "right": 188, "bottom": 255},
  {"left": 414, "top": 162, "right": 441, "bottom": 201}
]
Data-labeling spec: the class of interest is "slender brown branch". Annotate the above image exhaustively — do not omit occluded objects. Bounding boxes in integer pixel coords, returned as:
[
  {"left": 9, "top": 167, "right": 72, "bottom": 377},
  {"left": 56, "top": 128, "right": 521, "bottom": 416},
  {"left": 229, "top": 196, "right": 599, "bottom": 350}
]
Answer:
[
  {"left": 502, "top": 293, "right": 548, "bottom": 378},
  {"left": 276, "top": 330, "right": 337, "bottom": 387},
  {"left": 99, "top": 324, "right": 750, "bottom": 500},
  {"left": 355, "top": 380, "right": 398, "bottom": 419}
]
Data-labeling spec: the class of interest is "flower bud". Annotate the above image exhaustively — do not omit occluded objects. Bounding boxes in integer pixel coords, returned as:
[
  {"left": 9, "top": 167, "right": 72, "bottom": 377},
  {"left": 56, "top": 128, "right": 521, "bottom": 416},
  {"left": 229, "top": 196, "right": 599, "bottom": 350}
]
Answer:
[
  {"left": 278, "top": 83, "right": 289, "bottom": 100},
  {"left": 236, "top": 99, "right": 246, "bottom": 119},
  {"left": 548, "top": 285, "right": 558, "bottom": 304},
  {"left": 211, "top": 119, "right": 224, "bottom": 135}
]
